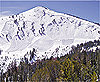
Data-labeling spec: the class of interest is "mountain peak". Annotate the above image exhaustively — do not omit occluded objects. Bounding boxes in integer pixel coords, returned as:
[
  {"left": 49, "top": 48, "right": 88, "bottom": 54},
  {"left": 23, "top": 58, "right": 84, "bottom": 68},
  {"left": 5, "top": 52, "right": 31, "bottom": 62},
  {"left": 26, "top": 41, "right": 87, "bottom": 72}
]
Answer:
[
  {"left": 28, "top": 6, "right": 47, "bottom": 11},
  {"left": 0, "top": 6, "right": 100, "bottom": 73},
  {"left": 35, "top": 6, "right": 48, "bottom": 9},
  {"left": 24, "top": 6, "right": 48, "bottom": 13}
]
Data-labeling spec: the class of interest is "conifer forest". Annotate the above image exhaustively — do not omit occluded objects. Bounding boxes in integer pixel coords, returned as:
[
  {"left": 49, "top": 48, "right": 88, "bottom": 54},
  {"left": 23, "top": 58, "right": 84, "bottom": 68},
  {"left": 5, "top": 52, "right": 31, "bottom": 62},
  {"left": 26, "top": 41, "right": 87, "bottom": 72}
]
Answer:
[{"left": 0, "top": 40, "right": 100, "bottom": 81}]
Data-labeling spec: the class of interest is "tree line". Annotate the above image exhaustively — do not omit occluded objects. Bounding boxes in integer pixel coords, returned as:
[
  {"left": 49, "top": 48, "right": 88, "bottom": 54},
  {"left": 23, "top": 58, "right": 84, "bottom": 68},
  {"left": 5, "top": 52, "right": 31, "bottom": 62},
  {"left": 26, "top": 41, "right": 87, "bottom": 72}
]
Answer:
[{"left": 0, "top": 40, "right": 100, "bottom": 81}]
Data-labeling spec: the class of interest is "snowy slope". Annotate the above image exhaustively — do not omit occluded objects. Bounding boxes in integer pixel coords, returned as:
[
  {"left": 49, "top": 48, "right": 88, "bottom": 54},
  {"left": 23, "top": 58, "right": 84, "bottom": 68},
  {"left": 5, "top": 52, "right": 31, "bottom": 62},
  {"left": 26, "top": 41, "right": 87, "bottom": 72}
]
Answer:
[{"left": 0, "top": 6, "right": 100, "bottom": 72}]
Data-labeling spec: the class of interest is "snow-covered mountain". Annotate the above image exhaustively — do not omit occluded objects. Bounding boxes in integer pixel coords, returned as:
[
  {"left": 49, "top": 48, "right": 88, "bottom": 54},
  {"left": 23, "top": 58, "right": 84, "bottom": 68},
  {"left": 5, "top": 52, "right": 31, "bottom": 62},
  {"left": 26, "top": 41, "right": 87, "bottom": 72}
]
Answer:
[{"left": 0, "top": 6, "right": 100, "bottom": 72}]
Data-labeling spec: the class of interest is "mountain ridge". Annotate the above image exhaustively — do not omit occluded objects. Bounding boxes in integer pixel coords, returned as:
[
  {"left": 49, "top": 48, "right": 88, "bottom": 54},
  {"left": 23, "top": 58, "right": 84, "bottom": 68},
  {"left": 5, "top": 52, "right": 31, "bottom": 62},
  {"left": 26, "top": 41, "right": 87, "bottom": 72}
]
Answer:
[
  {"left": 1, "top": 6, "right": 99, "bottom": 26},
  {"left": 0, "top": 6, "right": 100, "bottom": 54},
  {"left": 0, "top": 6, "right": 100, "bottom": 73}
]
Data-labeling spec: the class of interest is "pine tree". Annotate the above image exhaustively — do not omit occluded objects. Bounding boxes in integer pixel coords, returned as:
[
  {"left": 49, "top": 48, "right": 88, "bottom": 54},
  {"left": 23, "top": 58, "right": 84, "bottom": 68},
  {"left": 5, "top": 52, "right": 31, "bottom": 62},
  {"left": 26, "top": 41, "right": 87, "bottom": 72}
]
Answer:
[
  {"left": 60, "top": 58, "right": 78, "bottom": 81},
  {"left": 31, "top": 66, "right": 50, "bottom": 81}
]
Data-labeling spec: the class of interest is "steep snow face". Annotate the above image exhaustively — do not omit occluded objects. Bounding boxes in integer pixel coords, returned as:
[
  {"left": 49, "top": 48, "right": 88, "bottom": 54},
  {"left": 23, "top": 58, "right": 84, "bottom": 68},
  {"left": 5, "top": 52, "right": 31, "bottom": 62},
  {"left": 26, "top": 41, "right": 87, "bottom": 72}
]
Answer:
[
  {"left": 0, "top": 6, "right": 100, "bottom": 52},
  {"left": 0, "top": 6, "right": 100, "bottom": 72}
]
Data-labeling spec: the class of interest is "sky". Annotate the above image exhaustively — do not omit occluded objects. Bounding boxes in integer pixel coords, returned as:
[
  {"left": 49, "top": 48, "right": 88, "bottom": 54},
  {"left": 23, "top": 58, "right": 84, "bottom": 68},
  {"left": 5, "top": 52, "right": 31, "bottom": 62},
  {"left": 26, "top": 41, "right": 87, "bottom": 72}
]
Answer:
[{"left": 0, "top": 1, "right": 100, "bottom": 23}]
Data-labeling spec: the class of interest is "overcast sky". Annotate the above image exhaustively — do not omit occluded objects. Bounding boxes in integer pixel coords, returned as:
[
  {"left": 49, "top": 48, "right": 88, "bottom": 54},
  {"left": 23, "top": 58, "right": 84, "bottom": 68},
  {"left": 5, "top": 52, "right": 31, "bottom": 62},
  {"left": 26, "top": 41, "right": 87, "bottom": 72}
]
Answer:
[{"left": 0, "top": 1, "right": 100, "bottom": 23}]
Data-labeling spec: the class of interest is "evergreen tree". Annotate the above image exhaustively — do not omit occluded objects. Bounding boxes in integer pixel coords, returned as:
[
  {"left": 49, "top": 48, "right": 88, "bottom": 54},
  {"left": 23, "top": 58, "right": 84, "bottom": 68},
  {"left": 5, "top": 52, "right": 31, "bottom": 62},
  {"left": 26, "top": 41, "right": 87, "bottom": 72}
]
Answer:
[{"left": 60, "top": 58, "right": 78, "bottom": 81}]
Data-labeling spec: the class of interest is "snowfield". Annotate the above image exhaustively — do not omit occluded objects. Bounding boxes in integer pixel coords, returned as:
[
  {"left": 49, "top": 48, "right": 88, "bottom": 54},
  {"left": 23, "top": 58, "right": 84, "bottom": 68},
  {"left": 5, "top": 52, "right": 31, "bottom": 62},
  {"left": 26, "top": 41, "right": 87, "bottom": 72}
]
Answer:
[{"left": 0, "top": 6, "right": 100, "bottom": 72}]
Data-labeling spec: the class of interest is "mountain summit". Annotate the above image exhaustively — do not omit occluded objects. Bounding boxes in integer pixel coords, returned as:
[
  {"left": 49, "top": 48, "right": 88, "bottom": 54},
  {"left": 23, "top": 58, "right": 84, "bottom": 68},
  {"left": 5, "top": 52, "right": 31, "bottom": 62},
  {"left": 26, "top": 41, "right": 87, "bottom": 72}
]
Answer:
[{"left": 0, "top": 6, "right": 100, "bottom": 72}]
